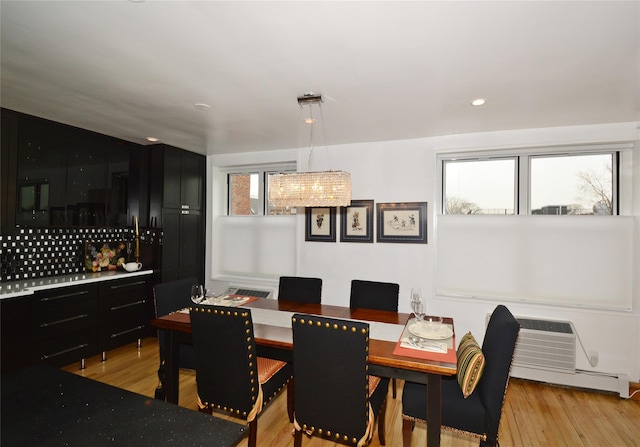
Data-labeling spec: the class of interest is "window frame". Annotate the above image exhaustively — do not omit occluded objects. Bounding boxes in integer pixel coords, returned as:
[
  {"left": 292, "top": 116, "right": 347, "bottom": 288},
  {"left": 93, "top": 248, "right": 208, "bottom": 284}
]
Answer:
[
  {"left": 224, "top": 162, "right": 296, "bottom": 216},
  {"left": 438, "top": 143, "right": 633, "bottom": 216}
]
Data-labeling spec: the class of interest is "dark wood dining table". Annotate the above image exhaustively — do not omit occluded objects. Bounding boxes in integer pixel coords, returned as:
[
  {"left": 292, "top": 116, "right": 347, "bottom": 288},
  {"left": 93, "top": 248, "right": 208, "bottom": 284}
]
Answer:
[{"left": 151, "top": 298, "right": 457, "bottom": 447}]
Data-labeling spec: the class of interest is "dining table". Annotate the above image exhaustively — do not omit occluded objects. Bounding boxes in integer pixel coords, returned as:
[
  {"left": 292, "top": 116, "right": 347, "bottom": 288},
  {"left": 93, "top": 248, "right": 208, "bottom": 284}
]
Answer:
[{"left": 151, "top": 297, "right": 457, "bottom": 447}]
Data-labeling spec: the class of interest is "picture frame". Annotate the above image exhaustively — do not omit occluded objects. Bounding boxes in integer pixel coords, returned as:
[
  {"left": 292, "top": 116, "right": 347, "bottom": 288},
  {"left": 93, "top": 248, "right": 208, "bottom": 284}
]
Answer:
[
  {"left": 376, "top": 202, "right": 428, "bottom": 243},
  {"left": 305, "top": 207, "right": 336, "bottom": 242},
  {"left": 340, "top": 200, "right": 374, "bottom": 243}
]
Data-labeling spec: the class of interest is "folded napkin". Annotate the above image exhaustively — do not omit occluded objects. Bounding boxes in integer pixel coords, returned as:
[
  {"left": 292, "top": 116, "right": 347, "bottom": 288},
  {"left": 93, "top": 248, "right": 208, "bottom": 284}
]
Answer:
[{"left": 400, "top": 336, "right": 448, "bottom": 353}]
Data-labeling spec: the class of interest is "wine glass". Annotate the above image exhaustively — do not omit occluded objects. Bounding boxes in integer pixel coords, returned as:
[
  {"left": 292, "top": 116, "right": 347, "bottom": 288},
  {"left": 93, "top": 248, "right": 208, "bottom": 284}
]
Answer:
[
  {"left": 191, "top": 284, "right": 204, "bottom": 304},
  {"left": 410, "top": 287, "right": 424, "bottom": 322}
]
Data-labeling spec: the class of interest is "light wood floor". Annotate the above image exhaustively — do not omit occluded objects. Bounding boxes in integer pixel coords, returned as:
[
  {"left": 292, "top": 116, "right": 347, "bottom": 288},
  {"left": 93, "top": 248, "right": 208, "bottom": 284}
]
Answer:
[{"left": 63, "top": 338, "right": 640, "bottom": 447}]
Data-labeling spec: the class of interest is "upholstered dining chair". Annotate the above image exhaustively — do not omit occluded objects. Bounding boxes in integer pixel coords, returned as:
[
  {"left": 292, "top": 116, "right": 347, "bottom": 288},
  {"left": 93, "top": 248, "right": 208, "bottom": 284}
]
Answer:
[
  {"left": 153, "top": 277, "right": 198, "bottom": 400},
  {"left": 349, "top": 279, "right": 399, "bottom": 312},
  {"left": 278, "top": 276, "right": 323, "bottom": 303},
  {"left": 349, "top": 279, "right": 400, "bottom": 398},
  {"left": 291, "top": 313, "right": 389, "bottom": 447},
  {"left": 190, "top": 305, "right": 293, "bottom": 447},
  {"left": 401, "top": 304, "right": 520, "bottom": 447}
]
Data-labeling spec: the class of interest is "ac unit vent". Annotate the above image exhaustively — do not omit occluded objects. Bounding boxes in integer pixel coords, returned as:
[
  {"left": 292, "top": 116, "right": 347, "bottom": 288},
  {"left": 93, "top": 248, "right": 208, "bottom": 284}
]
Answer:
[
  {"left": 512, "top": 317, "right": 576, "bottom": 374},
  {"left": 225, "top": 287, "right": 272, "bottom": 299}
]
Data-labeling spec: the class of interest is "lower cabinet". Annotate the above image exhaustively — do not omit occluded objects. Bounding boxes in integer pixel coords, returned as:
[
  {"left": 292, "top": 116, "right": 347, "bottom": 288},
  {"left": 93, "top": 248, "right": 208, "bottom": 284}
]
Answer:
[
  {"left": 98, "top": 275, "right": 154, "bottom": 353},
  {"left": 30, "top": 284, "right": 98, "bottom": 368},
  {"left": 0, "top": 274, "right": 156, "bottom": 374}
]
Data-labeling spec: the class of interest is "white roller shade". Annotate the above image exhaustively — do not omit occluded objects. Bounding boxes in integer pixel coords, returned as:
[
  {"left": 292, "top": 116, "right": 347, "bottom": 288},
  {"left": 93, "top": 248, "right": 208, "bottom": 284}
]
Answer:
[{"left": 436, "top": 214, "right": 634, "bottom": 310}]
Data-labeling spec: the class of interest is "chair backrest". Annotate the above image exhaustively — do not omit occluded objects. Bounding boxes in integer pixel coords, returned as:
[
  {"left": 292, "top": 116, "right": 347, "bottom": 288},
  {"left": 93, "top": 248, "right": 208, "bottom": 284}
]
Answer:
[
  {"left": 190, "top": 306, "right": 260, "bottom": 418},
  {"left": 278, "top": 276, "right": 322, "bottom": 303},
  {"left": 478, "top": 305, "right": 520, "bottom": 443},
  {"left": 349, "top": 279, "right": 399, "bottom": 312},
  {"left": 153, "top": 277, "right": 198, "bottom": 369},
  {"left": 292, "top": 313, "right": 370, "bottom": 442},
  {"left": 153, "top": 277, "right": 199, "bottom": 318}
]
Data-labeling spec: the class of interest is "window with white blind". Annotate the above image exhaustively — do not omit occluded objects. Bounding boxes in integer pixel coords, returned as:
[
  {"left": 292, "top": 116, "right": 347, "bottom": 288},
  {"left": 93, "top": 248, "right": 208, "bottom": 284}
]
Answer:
[{"left": 436, "top": 142, "right": 635, "bottom": 310}]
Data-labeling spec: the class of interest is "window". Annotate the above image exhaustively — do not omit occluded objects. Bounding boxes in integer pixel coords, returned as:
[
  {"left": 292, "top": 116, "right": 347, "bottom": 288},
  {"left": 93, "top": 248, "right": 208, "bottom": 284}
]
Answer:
[
  {"left": 444, "top": 158, "right": 516, "bottom": 215},
  {"left": 441, "top": 146, "right": 622, "bottom": 215},
  {"left": 227, "top": 164, "right": 296, "bottom": 216},
  {"left": 530, "top": 153, "right": 614, "bottom": 215}
]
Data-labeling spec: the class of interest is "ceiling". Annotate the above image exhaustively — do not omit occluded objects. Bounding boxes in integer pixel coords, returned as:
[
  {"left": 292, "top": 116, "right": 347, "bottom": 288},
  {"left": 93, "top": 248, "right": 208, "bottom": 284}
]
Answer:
[{"left": 1, "top": 1, "right": 638, "bottom": 156}]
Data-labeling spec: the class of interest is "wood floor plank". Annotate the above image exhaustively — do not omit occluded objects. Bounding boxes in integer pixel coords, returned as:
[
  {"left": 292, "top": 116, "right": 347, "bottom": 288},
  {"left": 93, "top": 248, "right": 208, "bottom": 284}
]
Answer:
[{"left": 63, "top": 338, "right": 640, "bottom": 447}]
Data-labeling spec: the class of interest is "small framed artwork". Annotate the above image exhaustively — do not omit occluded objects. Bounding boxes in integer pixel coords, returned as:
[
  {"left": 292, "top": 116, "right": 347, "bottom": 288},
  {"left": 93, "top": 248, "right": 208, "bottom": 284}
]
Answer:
[
  {"left": 305, "top": 207, "right": 336, "bottom": 242},
  {"left": 376, "top": 202, "right": 428, "bottom": 243},
  {"left": 340, "top": 200, "right": 374, "bottom": 243}
]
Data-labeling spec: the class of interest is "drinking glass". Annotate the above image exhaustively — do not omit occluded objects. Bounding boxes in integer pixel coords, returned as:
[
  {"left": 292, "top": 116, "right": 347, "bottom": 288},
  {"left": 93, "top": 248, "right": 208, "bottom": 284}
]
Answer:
[
  {"left": 410, "top": 287, "right": 424, "bottom": 321},
  {"left": 191, "top": 284, "right": 204, "bottom": 304}
]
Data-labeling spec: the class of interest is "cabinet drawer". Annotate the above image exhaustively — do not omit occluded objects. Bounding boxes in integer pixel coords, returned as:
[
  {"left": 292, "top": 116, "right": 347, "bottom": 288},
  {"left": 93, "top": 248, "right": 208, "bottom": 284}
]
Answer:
[
  {"left": 32, "top": 298, "right": 97, "bottom": 341},
  {"left": 32, "top": 329, "right": 97, "bottom": 367},
  {"left": 99, "top": 317, "right": 148, "bottom": 352},
  {"left": 98, "top": 277, "right": 149, "bottom": 296},
  {"left": 99, "top": 293, "right": 148, "bottom": 325},
  {"left": 32, "top": 284, "right": 98, "bottom": 341}
]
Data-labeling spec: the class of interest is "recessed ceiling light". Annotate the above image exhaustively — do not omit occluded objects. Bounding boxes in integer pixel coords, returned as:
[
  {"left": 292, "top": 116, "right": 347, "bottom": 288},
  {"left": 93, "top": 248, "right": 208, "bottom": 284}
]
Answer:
[
  {"left": 194, "top": 103, "right": 212, "bottom": 111},
  {"left": 304, "top": 118, "right": 316, "bottom": 124},
  {"left": 146, "top": 137, "right": 159, "bottom": 142},
  {"left": 471, "top": 98, "right": 487, "bottom": 106}
]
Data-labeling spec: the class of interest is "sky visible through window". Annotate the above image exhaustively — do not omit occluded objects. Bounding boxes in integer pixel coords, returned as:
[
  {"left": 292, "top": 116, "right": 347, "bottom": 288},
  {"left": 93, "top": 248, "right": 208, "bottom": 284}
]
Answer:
[{"left": 445, "top": 153, "right": 613, "bottom": 215}]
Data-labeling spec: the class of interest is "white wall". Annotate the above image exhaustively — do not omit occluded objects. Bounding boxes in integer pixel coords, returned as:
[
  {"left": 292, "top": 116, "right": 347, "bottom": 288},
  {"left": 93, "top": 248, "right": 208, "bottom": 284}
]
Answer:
[{"left": 207, "top": 122, "right": 640, "bottom": 384}]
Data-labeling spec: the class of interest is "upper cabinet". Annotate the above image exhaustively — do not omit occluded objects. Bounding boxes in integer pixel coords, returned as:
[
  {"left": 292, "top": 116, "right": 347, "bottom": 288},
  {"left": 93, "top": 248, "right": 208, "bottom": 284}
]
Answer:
[
  {"left": 3, "top": 109, "right": 137, "bottom": 228},
  {"left": 159, "top": 145, "right": 203, "bottom": 211}
]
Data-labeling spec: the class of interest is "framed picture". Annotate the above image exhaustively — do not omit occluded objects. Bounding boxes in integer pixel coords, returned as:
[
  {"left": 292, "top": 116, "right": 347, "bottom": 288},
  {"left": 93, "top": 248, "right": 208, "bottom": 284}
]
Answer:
[
  {"left": 376, "top": 202, "right": 428, "bottom": 243},
  {"left": 340, "top": 200, "right": 374, "bottom": 243},
  {"left": 305, "top": 207, "right": 336, "bottom": 242}
]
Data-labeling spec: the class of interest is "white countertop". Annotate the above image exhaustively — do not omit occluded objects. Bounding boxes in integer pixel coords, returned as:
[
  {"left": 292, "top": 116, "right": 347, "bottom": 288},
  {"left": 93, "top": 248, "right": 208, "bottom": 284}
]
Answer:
[{"left": 0, "top": 270, "right": 155, "bottom": 300}]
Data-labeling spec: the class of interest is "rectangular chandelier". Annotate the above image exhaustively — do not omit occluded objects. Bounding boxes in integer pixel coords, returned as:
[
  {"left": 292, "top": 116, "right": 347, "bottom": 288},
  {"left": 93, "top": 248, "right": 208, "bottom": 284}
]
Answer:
[{"left": 269, "top": 171, "right": 352, "bottom": 208}]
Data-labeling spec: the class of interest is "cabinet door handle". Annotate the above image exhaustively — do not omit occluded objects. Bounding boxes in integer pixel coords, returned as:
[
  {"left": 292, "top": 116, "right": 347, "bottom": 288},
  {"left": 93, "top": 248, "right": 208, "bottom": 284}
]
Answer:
[
  {"left": 110, "top": 325, "right": 145, "bottom": 338},
  {"left": 181, "top": 204, "right": 190, "bottom": 210},
  {"left": 41, "top": 343, "right": 89, "bottom": 360},
  {"left": 40, "top": 313, "right": 89, "bottom": 328},
  {"left": 181, "top": 210, "right": 190, "bottom": 215},
  {"left": 40, "top": 290, "right": 89, "bottom": 302},
  {"left": 110, "top": 300, "right": 146, "bottom": 311},
  {"left": 109, "top": 280, "right": 146, "bottom": 290}
]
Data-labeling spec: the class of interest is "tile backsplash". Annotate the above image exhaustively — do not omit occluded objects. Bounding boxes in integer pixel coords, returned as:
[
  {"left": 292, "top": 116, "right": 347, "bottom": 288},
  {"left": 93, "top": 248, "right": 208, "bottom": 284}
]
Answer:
[{"left": 0, "top": 227, "right": 161, "bottom": 282}]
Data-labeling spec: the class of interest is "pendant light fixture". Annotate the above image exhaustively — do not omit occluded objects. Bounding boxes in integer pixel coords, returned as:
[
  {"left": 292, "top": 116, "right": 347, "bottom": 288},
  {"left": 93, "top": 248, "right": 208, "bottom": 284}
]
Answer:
[{"left": 269, "top": 93, "right": 352, "bottom": 208}]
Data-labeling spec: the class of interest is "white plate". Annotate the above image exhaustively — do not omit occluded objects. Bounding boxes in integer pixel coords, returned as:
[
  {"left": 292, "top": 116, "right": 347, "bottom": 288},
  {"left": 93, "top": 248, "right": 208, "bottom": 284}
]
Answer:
[{"left": 407, "top": 322, "right": 453, "bottom": 340}]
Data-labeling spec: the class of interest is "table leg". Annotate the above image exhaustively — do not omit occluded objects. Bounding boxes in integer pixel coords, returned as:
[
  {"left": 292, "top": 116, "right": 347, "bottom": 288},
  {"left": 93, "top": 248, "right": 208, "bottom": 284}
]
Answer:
[
  {"left": 164, "top": 330, "right": 180, "bottom": 405},
  {"left": 426, "top": 373, "right": 442, "bottom": 447}
]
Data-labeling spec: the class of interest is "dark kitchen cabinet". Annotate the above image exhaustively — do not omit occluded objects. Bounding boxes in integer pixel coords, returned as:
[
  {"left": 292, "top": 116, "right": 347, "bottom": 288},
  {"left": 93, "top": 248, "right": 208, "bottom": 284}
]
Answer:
[
  {"left": 97, "top": 274, "right": 155, "bottom": 355},
  {"left": 149, "top": 145, "right": 205, "bottom": 283},
  {"left": 4, "top": 109, "right": 135, "bottom": 228},
  {"left": 30, "top": 284, "right": 99, "bottom": 368}
]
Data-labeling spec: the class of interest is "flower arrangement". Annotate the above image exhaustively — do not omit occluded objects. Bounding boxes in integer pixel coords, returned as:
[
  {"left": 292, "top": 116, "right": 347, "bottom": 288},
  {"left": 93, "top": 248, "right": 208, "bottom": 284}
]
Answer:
[{"left": 85, "top": 242, "right": 126, "bottom": 272}]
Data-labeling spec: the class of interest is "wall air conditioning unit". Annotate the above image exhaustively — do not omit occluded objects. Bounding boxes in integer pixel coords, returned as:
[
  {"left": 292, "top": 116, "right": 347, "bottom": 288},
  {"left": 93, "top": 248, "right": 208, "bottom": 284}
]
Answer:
[
  {"left": 224, "top": 286, "right": 273, "bottom": 299},
  {"left": 512, "top": 317, "right": 576, "bottom": 373}
]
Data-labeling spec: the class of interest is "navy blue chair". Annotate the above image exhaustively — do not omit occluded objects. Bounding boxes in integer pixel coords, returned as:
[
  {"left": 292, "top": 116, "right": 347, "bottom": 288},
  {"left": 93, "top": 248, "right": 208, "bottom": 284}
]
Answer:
[
  {"left": 191, "top": 305, "right": 293, "bottom": 447},
  {"left": 350, "top": 279, "right": 400, "bottom": 398},
  {"left": 292, "top": 313, "right": 388, "bottom": 446},
  {"left": 278, "top": 276, "right": 322, "bottom": 303},
  {"left": 153, "top": 277, "right": 198, "bottom": 400},
  {"left": 401, "top": 305, "right": 520, "bottom": 447}
]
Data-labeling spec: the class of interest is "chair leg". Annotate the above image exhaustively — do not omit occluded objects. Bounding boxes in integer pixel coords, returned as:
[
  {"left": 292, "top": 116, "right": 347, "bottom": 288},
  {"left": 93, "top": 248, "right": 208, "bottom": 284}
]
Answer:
[
  {"left": 293, "top": 429, "right": 303, "bottom": 447},
  {"left": 378, "top": 397, "right": 387, "bottom": 446},
  {"left": 247, "top": 419, "right": 257, "bottom": 447},
  {"left": 287, "top": 378, "right": 294, "bottom": 422},
  {"left": 402, "top": 418, "right": 413, "bottom": 447},
  {"left": 392, "top": 378, "right": 397, "bottom": 398}
]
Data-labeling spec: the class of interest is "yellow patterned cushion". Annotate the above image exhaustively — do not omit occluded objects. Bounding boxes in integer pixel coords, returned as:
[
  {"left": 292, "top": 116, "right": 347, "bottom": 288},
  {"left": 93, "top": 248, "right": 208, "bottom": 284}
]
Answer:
[{"left": 456, "top": 332, "right": 485, "bottom": 398}]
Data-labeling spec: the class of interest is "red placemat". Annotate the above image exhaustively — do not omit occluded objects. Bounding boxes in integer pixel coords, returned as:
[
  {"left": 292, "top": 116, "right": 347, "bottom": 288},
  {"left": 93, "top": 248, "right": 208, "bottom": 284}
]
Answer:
[{"left": 392, "top": 322, "right": 456, "bottom": 363}]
